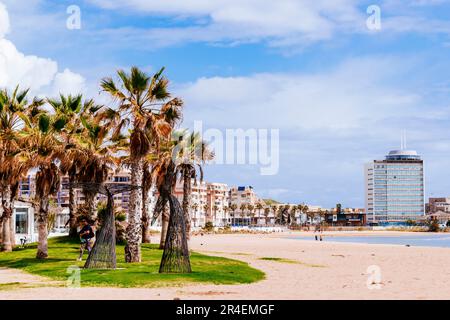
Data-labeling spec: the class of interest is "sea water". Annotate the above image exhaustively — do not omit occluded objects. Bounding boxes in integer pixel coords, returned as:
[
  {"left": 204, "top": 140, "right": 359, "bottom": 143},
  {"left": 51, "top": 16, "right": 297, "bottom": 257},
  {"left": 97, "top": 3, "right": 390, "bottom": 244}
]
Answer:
[{"left": 288, "top": 233, "right": 450, "bottom": 248}]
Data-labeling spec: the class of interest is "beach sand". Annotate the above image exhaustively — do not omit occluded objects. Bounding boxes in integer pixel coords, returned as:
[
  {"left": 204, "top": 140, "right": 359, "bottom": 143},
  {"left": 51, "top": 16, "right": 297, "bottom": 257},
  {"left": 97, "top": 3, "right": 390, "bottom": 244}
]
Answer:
[{"left": 1, "top": 231, "right": 449, "bottom": 300}]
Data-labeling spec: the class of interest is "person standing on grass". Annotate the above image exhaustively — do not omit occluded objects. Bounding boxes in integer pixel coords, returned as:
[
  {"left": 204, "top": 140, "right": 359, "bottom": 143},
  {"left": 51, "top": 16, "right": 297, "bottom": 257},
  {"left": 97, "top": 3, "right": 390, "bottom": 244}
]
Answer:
[{"left": 77, "top": 218, "right": 95, "bottom": 261}]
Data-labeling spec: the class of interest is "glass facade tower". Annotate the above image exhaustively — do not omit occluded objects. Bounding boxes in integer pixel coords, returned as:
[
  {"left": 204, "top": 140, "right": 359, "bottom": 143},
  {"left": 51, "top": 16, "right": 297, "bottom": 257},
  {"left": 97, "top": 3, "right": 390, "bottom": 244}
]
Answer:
[{"left": 365, "top": 149, "right": 424, "bottom": 224}]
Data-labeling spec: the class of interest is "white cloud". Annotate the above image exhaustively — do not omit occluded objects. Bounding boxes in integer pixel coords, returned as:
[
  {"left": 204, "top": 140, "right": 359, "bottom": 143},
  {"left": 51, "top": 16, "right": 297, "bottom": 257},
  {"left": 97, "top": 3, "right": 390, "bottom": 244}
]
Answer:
[
  {"left": 51, "top": 69, "right": 86, "bottom": 96},
  {"left": 0, "top": 2, "right": 85, "bottom": 96},
  {"left": 88, "top": 0, "right": 450, "bottom": 49},
  {"left": 178, "top": 57, "right": 421, "bottom": 132},
  {"left": 88, "top": 0, "right": 365, "bottom": 47}
]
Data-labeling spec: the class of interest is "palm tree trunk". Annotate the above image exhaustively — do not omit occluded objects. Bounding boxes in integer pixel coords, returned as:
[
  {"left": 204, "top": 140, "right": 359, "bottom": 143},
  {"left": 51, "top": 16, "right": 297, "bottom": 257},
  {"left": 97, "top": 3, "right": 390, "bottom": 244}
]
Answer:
[
  {"left": 68, "top": 173, "right": 78, "bottom": 238},
  {"left": 84, "top": 192, "right": 97, "bottom": 220},
  {"left": 36, "top": 196, "right": 49, "bottom": 259},
  {"left": 125, "top": 158, "right": 143, "bottom": 262},
  {"left": 159, "top": 204, "right": 169, "bottom": 249},
  {"left": 0, "top": 209, "right": 3, "bottom": 245},
  {"left": 141, "top": 183, "right": 154, "bottom": 243},
  {"left": 182, "top": 171, "right": 192, "bottom": 241},
  {"left": 1, "top": 187, "right": 13, "bottom": 252}
]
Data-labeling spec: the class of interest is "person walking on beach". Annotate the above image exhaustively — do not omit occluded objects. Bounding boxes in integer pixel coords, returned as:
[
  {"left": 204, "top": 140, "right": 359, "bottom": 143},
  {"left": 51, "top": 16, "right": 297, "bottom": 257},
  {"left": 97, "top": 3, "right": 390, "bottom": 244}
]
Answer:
[
  {"left": 314, "top": 224, "right": 323, "bottom": 241},
  {"left": 77, "top": 218, "right": 95, "bottom": 261}
]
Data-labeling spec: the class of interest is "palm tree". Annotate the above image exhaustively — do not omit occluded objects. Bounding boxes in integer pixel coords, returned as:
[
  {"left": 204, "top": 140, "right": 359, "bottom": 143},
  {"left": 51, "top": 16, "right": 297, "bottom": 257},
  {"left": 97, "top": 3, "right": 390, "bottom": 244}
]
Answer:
[
  {"left": 203, "top": 204, "right": 210, "bottom": 225},
  {"left": 271, "top": 205, "right": 278, "bottom": 225},
  {"left": 19, "top": 108, "right": 64, "bottom": 259},
  {"left": 101, "top": 66, "right": 183, "bottom": 262},
  {"left": 256, "top": 202, "right": 263, "bottom": 225},
  {"left": 74, "top": 111, "right": 122, "bottom": 219},
  {"left": 247, "top": 204, "right": 255, "bottom": 225},
  {"left": 141, "top": 162, "right": 154, "bottom": 243},
  {"left": 239, "top": 204, "right": 247, "bottom": 226},
  {"left": 223, "top": 206, "right": 229, "bottom": 225},
  {"left": 191, "top": 203, "right": 199, "bottom": 227},
  {"left": 47, "top": 94, "right": 88, "bottom": 237},
  {"left": 290, "top": 206, "right": 297, "bottom": 225},
  {"left": 302, "top": 205, "right": 309, "bottom": 226},
  {"left": 306, "top": 210, "right": 315, "bottom": 226},
  {"left": 229, "top": 203, "right": 237, "bottom": 225},
  {"left": 0, "top": 87, "right": 44, "bottom": 252},
  {"left": 174, "top": 131, "right": 213, "bottom": 240},
  {"left": 212, "top": 205, "right": 219, "bottom": 225},
  {"left": 264, "top": 207, "right": 270, "bottom": 225}
]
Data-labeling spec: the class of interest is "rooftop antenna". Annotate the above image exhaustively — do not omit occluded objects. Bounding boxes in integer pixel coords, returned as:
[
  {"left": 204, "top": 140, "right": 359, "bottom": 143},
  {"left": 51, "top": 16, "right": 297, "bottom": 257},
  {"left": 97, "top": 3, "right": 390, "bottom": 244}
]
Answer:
[
  {"left": 400, "top": 131, "right": 404, "bottom": 150},
  {"left": 400, "top": 130, "right": 407, "bottom": 150},
  {"left": 404, "top": 130, "right": 407, "bottom": 150}
]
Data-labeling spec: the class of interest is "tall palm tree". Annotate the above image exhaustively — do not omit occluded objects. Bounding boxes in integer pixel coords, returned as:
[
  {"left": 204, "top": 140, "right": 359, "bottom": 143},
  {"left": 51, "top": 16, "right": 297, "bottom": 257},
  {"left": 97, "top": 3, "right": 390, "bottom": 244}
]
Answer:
[
  {"left": 101, "top": 67, "right": 183, "bottom": 262},
  {"left": 0, "top": 87, "right": 44, "bottom": 252},
  {"left": 19, "top": 108, "right": 64, "bottom": 259}
]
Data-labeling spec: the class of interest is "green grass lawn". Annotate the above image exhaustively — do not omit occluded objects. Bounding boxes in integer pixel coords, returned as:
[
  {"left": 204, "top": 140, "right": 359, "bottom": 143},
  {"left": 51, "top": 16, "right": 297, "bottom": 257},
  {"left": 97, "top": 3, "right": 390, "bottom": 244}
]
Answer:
[{"left": 0, "top": 237, "right": 264, "bottom": 288}]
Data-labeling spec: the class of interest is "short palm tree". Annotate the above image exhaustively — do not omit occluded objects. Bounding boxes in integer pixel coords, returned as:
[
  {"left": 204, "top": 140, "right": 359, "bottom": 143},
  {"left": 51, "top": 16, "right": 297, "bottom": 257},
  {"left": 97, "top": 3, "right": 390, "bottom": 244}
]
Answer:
[
  {"left": 74, "top": 111, "right": 123, "bottom": 219},
  {"left": 239, "top": 204, "right": 247, "bottom": 225},
  {"left": 47, "top": 94, "right": 98, "bottom": 237},
  {"left": 212, "top": 205, "right": 219, "bottom": 225},
  {"left": 264, "top": 207, "right": 270, "bottom": 225},
  {"left": 271, "top": 205, "right": 278, "bottom": 224},
  {"left": 247, "top": 204, "right": 255, "bottom": 225},
  {"left": 173, "top": 131, "right": 213, "bottom": 240},
  {"left": 0, "top": 87, "right": 44, "bottom": 252},
  {"left": 229, "top": 204, "right": 237, "bottom": 225},
  {"left": 256, "top": 202, "right": 264, "bottom": 225},
  {"left": 203, "top": 204, "right": 210, "bottom": 224}
]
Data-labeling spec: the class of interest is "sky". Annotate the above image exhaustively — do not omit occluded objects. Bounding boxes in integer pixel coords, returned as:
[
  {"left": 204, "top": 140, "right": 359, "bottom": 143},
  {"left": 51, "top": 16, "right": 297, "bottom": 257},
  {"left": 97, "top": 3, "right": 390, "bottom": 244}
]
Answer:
[{"left": 1, "top": 0, "right": 450, "bottom": 207}]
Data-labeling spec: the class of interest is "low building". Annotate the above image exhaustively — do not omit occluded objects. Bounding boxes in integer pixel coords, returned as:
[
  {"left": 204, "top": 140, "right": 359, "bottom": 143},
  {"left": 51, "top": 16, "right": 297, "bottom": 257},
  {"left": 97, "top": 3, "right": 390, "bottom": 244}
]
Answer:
[
  {"left": 427, "top": 197, "right": 450, "bottom": 214},
  {"left": 324, "top": 209, "right": 367, "bottom": 226}
]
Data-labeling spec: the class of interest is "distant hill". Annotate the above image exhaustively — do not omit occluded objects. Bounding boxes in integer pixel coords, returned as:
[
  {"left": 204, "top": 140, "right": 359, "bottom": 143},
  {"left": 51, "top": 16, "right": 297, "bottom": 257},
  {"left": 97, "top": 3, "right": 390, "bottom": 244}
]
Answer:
[{"left": 263, "top": 199, "right": 281, "bottom": 205}]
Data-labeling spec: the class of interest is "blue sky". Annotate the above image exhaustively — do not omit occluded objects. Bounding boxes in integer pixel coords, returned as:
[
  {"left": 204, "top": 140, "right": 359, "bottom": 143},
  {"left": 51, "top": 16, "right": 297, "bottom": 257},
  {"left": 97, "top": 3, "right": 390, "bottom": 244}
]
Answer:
[{"left": 1, "top": 0, "right": 450, "bottom": 207}]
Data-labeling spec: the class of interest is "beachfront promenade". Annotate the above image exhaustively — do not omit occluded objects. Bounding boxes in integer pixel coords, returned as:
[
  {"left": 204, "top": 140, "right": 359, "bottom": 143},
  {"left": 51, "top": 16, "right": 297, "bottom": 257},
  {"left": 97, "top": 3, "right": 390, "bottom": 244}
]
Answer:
[{"left": 1, "top": 231, "right": 450, "bottom": 300}]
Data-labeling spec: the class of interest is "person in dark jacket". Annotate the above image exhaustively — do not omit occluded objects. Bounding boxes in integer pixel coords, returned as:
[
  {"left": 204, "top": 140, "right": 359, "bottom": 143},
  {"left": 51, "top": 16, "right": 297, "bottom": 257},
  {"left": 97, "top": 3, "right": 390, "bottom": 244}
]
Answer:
[{"left": 77, "top": 218, "right": 95, "bottom": 261}]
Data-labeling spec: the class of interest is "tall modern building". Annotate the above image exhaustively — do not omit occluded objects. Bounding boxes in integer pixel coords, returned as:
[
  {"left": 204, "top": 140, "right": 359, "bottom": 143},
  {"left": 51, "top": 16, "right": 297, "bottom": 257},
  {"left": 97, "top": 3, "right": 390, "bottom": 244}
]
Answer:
[{"left": 365, "top": 148, "right": 425, "bottom": 224}]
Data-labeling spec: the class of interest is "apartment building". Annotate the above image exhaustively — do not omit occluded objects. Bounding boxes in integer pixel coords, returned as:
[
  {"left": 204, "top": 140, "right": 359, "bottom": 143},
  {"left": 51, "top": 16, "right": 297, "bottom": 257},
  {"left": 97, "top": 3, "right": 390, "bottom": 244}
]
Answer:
[{"left": 365, "top": 148, "right": 425, "bottom": 224}]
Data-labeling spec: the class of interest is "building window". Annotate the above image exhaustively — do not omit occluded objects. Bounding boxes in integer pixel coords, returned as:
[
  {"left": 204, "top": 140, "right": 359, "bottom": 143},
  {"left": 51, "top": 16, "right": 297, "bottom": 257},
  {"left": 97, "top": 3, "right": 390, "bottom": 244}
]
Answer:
[{"left": 15, "top": 208, "right": 28, "bottom": 234}]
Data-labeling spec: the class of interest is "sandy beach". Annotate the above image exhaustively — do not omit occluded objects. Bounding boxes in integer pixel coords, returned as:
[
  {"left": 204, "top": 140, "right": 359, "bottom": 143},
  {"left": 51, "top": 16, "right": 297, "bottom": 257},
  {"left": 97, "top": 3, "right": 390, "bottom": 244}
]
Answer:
[{"left": 1, "top": 231, "right": 450, "bottom": 300}]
